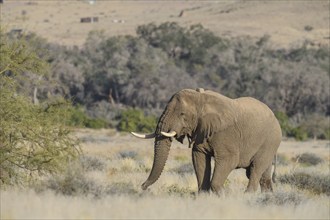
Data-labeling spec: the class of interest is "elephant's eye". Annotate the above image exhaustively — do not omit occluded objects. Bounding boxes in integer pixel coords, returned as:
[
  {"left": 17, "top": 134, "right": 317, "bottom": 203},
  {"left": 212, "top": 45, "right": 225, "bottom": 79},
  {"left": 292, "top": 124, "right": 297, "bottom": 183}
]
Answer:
[{"left": 180, "top": 112, "right": 185, "bottom": 116}]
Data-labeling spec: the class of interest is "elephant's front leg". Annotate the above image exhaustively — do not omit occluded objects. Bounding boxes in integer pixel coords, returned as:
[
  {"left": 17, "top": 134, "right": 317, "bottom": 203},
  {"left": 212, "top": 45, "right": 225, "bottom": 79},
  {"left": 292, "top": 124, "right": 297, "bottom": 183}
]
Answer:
[
  {"left": 192, "top": 148, "right": 211, "bottom": 192},
  {"left": 210, "top": 156, "right": 238, "bottom": 195}
]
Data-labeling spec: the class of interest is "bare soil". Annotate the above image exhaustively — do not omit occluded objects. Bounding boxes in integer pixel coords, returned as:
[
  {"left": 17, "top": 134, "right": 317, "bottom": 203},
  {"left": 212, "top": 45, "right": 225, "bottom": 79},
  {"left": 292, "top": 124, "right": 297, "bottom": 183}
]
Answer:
[{"left": 1, "top": 0, "right": 329, "bottom": 47}]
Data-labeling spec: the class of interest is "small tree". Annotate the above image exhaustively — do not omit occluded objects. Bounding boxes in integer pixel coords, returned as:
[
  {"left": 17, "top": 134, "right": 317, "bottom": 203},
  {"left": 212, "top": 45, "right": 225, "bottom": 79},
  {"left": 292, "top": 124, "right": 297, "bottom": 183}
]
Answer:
[{"left": 0, "top": 29, "right": 80, "bottom": 185}]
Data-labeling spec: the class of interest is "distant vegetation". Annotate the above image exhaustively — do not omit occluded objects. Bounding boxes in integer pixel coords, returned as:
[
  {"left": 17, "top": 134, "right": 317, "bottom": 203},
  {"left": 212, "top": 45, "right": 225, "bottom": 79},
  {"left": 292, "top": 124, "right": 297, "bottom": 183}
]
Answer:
[{"left": 2, "top": 22, "right": 329, "bottom": 140}]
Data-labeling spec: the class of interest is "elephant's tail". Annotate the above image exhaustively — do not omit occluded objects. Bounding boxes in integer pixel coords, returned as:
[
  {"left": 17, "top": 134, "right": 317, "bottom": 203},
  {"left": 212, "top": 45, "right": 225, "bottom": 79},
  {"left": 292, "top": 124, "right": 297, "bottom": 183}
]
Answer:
[{"left": 272, "top": 154, "right": 277, "bottom": 183}]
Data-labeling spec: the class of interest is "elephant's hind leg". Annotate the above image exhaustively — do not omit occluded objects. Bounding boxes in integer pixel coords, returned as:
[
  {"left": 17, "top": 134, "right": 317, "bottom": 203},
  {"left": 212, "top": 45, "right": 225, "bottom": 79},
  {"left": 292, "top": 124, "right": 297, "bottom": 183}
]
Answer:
[
  {"left": 260, "top": 164, "right": 273, "bottom": 192},
  {"left": 192, "top": 148, "right": 211, "bottom": 192},
  {"left": 246, "top": 151, "right": 274, "bottom": 193}
]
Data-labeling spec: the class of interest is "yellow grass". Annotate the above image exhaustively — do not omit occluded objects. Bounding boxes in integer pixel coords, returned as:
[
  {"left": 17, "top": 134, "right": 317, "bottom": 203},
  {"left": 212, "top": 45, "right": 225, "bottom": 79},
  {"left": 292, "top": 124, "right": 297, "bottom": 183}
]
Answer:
[
  {"left": 1, "top": 188, "right": 329, "bottom": 219},
  {"left": 1, "top": 130, "right": 329, "bottom": 219}
]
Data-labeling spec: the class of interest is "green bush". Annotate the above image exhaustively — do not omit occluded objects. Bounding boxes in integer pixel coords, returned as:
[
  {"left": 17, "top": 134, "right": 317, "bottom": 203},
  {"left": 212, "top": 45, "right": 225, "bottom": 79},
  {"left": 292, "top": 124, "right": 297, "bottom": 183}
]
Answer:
[
  {"left": 275, "top": 112, "right": 309, "bottom": 141},
  {"left": 323, "top": 128, "right": 330, "bottom": 140},
  {"left": 275, "top": 111, "right": 291, "bottom": 136},
  {"left": 84, "top": 117, "right": 109, "bottom": 129},
  {"left": 288, "top": 127, "right": 308, "bottom": 141},
  {"left": 0, "top": 88, "right": 80, "bottom": 185},
  {"left": 68, "top": 106, "right": 89, "bottom": 127},
  {"left": 117, "top": 108, "right": 157, "bottom": 133},
  {"left": 0, "top": 30, "right": 80, "bottom": 185},
  {"left": 68, "top": 106, "right": 109, "bottom": 129}
]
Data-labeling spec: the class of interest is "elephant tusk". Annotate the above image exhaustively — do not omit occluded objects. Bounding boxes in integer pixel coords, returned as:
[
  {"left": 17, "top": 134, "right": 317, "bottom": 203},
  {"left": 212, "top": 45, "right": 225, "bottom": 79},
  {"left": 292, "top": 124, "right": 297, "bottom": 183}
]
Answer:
[
  {"left": 161, "top": 131, "right": 177, "bottom": 137},
  {"left": 130, "top": 132, "right": 156, "bottom": 139}
]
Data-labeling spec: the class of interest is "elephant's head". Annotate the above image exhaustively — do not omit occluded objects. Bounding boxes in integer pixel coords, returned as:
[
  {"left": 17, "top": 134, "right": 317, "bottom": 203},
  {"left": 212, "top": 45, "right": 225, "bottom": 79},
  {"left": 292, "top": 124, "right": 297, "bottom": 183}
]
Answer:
[
  {"left": 131, "top": 89, "right": 200, "bottom": 190},
  {"left": 131, "top": 88, "right": 236, "bottom": 190}
]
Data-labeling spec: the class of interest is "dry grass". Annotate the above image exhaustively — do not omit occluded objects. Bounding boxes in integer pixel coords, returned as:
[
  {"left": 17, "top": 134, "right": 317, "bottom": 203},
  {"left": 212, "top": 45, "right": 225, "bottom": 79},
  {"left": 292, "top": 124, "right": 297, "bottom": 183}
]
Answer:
[
  {"left": 2, "top": 189, "right": 329, "bottom": 219},
  {"left": 1, "top": 1, "right": 329, "bottom": 47},
  {"left": 1, "top": 130, "right": 329, "bottom": 219}
]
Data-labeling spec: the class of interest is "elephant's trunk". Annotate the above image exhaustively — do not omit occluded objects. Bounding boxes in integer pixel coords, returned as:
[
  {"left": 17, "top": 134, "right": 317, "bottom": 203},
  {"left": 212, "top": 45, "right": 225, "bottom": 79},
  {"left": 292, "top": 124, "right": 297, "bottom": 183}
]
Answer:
[
  {"left": 141, "top": 137, "right": 171, "bottom": 190},
  {"left": 141, "top": 108, "right": 173, "bottom": 190}
]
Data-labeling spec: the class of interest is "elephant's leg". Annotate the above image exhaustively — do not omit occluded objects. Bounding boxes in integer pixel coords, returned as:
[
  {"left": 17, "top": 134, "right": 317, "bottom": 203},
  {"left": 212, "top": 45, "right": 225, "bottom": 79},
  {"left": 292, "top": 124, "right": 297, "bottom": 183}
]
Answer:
[
  {"left": 210, "top": 158, "right": 237, "bottom": 195},
  {"left": 245, "top": 154, "right": 273, "bottom": 193},
  {"left": 245, "top": 163, "right": 262, "bottom": 192},
  {"left": 192, "top": 149, "right": 211, "bottom": 192},
  {"left": 260, "top": 164, "right": 273, "bottom": 192}
]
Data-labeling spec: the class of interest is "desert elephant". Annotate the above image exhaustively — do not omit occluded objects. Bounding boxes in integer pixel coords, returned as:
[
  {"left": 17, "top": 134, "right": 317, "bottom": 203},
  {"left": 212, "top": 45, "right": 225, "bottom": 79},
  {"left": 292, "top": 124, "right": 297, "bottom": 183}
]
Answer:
[{"left": 131, "top": 88, "right": 282, "bottom": 194}]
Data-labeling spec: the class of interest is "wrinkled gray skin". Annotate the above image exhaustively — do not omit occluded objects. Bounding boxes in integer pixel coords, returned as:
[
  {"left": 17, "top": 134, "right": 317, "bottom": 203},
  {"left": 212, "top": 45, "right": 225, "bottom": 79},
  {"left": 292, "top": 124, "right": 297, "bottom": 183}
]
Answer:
[{"left": 141, "top": 88, "right": 282, "bottom": 194}]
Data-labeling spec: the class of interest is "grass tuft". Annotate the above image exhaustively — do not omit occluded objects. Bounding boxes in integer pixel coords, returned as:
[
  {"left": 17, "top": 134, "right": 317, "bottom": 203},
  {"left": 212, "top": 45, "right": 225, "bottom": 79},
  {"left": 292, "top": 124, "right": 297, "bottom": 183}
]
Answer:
[
  {"left": 254, "top": 191, "right": 305, "bottom": 206},
  {"left": 44, "top": 166, "right": 104, "bottom": 198},
  {"left": 163, "top": 184, "right": 194, "bottom": 197},
  {"left": 80, "top": 155, "right": 106, "bottom": 171}
]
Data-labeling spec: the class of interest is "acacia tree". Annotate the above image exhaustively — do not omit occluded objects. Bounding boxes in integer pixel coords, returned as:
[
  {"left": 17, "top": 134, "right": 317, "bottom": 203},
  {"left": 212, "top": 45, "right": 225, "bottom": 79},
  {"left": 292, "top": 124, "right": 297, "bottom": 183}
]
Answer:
[{"left": 0, "top": 30, "right": 80, "bottom": 185}]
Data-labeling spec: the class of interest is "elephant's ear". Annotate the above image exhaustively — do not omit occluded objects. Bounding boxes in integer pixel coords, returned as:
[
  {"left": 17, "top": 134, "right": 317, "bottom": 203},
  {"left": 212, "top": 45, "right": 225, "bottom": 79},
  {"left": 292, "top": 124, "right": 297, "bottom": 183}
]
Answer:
[{"left": 197, "top": 112, "right": 235, "bottom": 138}]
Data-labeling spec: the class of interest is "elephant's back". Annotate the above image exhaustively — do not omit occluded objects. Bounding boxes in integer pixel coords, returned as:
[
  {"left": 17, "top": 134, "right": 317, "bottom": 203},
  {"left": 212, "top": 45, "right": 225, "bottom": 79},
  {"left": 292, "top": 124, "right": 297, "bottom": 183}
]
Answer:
[
  {"left": 236, "top": 97, "right": 275, "bottom": 118},
  {"left": 235, "top": 97, "right": 281, "bottom": 139}
]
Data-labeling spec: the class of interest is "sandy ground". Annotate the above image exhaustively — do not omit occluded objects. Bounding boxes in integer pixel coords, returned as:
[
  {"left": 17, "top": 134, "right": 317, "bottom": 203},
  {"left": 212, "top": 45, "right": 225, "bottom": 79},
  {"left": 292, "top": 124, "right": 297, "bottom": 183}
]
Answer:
[{"left": 1, "top": 0, "right": 329, "bottom": 47}]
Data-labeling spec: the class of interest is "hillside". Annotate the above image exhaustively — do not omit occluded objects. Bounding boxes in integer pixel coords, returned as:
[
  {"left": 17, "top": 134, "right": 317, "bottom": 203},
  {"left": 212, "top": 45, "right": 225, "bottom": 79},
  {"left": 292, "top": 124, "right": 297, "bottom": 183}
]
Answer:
[{"left": 1, "top": 0, "right": 329, "bottom": 47}]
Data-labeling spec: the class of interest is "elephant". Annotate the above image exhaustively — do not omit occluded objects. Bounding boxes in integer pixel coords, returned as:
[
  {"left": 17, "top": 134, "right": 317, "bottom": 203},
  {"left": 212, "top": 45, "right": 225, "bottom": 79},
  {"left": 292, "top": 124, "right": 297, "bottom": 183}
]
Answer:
[{"left": 131, "top": 88, "right": 282, "bottom": 194}]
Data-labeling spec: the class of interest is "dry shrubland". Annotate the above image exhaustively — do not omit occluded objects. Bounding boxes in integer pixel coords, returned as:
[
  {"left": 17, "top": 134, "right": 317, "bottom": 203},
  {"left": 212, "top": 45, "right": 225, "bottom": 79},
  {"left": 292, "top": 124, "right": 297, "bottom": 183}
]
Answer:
[{"left": 1, "top": 130, "right": 329, "bottom": 219}]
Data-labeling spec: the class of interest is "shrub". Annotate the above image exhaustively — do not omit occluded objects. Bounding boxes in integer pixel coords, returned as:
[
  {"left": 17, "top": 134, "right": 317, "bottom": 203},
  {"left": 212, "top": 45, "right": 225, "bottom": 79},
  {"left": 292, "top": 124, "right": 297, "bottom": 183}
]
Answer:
[
  {"left": 295, "top": 152, "right": 323, "bottom": 166},
  {"left": 288, "top": 127, "right": 308, "bottom": 141},
  {"left": 44, "top": 165, "right": 104, "bottom": 198},
  {"left": 117, "top": 108, "right": 157, "bottom": 133},
  {"left": 0, "top": 30, "right": 79, "bottom": 186},
  {"left": 68, "top": 106, "right": 109, "bottom": 129},
  {"left": 84, "top": 117, "right": 109, "bottom": 129},
  {"left": 323, "top": 128, "right": 330, "bottom": 140},
  {"left": 68, "top": 105, "right": 89, "bottom": 127},
  {"left": 275, "top": 111, "right": 291, "bottom": 136},
  {"left": 278, "top": 172, "right": 330, "bottom": 195}
]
